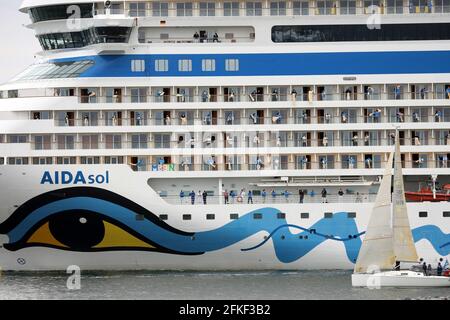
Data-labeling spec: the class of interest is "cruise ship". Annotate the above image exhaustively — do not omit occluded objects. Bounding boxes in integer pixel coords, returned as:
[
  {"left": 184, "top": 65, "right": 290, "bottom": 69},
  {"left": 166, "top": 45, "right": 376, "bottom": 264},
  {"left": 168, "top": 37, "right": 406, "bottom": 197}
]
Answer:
[{"left": 0, "top": 0, "right": 449, "bottom": 271}]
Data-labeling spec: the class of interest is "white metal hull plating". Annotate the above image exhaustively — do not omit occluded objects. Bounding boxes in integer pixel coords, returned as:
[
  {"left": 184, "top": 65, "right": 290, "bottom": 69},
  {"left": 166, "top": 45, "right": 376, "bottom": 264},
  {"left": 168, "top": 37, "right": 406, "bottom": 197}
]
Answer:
[{"left": 0, "top": 165, "right": 448, "bottom": 271}]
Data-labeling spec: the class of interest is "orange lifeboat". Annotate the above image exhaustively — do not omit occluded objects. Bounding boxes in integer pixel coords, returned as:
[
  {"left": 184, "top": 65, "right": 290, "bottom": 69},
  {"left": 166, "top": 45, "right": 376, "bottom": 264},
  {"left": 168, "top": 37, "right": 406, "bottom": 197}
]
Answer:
[{"left": 405, "top": 184, "right": 450, "bottom": 202}]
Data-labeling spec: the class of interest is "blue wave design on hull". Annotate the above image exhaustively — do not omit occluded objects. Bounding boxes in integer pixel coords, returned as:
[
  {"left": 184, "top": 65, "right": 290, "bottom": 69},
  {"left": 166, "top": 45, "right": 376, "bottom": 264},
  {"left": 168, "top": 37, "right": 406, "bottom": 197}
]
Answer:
[{"left": 4, "top": 197, "right": 450, "bottom": 263}]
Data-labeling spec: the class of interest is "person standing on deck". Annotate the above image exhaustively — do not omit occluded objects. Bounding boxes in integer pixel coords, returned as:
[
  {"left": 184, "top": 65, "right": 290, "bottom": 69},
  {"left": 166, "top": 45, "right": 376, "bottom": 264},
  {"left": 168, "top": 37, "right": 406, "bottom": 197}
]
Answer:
[{"left": 299, "top": 189, "right": 305, "bottom": 203}]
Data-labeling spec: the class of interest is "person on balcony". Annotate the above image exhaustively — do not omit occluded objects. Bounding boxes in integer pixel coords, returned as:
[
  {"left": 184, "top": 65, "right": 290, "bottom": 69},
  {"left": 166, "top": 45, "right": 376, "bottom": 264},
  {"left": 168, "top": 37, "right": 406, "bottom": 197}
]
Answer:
[
  {"left": 341, "top": 111, "right": 348, "bottom": 123},
  {"left": 396, "top": 110, "right": 404, "bottom": 122},
  {"left": 193, "top": 32, "right": 200, "bottom": 43},
  {"left": 249, "top": 112, "right": 258, "bottom": 124},
  {"left": 434, "top": 110, "right": 442, "bottom": 122}
]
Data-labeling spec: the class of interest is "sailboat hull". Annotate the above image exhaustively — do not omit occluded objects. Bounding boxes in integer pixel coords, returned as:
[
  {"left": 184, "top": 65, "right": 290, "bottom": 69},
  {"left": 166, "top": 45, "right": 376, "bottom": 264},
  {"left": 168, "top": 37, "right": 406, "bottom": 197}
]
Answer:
[{"left": 352, "top": 271, "right": 450, "bottom": 288}]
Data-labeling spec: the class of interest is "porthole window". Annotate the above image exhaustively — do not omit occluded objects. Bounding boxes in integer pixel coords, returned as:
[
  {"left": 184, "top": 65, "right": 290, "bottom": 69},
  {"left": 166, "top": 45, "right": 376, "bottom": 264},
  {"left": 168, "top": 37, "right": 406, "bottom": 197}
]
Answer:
[
  {"left": 443, "top": 211, "right": 450, "bottom": 217},
  {"left": 253, "top": 213, "right": 262, "bottom": 219},
  {"left": 230, "top": 213, "right": 239, "bottom": 220},
  {"left": 300, "top": 212, "right": 309, "bottom": 219},
  {"left": 183, "top": 214, "right": 192, "bottom": 220},
  {"left": 347, "top": 212, "right": 356, "bottom": 218},
  {"left": 136, "top": 214, "right": 145, "bottom": 221},
  {"left": 159, "top": 214, "right": 168, "bottom": 220},
  {"left": 324, "top": 212, "right": 333, "bottom": 219},
  {"left": 419, "top": 211, "right": 428, "bottom": 218},
  {"left": 206, "top": 214, "right": 215, "bottom": 220},
  {"left": 277, "top": 212, "right": 286, "bottom": 219}
]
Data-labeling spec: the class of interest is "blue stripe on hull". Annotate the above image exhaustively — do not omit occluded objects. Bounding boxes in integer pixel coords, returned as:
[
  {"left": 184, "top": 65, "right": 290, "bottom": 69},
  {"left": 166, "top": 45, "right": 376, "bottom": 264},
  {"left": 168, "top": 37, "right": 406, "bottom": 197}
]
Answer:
[{"left": 54, "top": 51, "right": 450, "bottom": 77}]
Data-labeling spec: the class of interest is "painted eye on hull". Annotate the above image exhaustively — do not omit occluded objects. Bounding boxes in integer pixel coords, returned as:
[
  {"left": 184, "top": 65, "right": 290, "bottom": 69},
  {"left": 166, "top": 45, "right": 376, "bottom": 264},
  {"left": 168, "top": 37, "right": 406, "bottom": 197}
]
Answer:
[{"left": 5, "top": 210, "right": 154, "bottom": 252}]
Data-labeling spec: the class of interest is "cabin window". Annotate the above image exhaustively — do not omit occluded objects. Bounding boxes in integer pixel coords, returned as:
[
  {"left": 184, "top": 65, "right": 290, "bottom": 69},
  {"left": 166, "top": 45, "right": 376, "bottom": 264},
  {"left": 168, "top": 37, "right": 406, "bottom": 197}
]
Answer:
[
  {"left": 136, "top": 214, "right": 145, "bottom": 221},
  {"left": 301, "top": 212, "right": 309, "bottom": 219},
  {"left": 131, "top": 60, "right": 145, "bottom": 72},
  {"left": 443, "top": 211, "right": 450, "bottom": 217},
  {"left": 182, "top": 214, "right": 192, "bottom": 220},
  {"left": 324, "top": 212, "right": 333, "bottom": 218},
  {"left": 178, "top": 59, "right": 192, "bottom": 72},
  {"left": 230, "top": 213, "right": 239, "bottom": 220},
  {"left": 155, "top": 59, "right": 168, "bottom": 72},
  {"left": 277, "top": 212, "right": 286, "bottom": 219},
  {"left": 159, "top": 214, "right": 168, "bottom": 220},
  {"left": 225, "top": 59, "right": 239, "bottom": 71},
  {"left": 202, "top": 59, "right": 216, "bottom": 72},
  {"left": 419, "top": 211, "right": 428, "bottom": 218},
  {"left": 347, "top": 212, "right": 356, "bottom": 218},
  {"left": 253, "top": 213, "right": 263, "bottom": 219},
  {"left": 206, "top": 214, "right": 215, "bottom": 220}
]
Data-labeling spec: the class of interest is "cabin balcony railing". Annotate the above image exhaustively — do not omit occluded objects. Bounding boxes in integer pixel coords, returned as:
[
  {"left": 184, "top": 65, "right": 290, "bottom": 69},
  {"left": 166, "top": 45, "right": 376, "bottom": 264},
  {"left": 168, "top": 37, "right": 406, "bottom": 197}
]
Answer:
[
  {"left": 129, "top": 160, "right": 440, "bottom": 172},
  {"left": 161, "top": 193, "right": 378, "bottom": 205},
  {"left": 3, "top": 90, "right": 450, "bottom": 103},
  {"left": 92, "top": 6, "right": 450, "bottom": 19},
  {"left": 52, "top": 114, "right": 450, "bottom": 127},
  {"left": 74, "top": 91, "right": 450, "bottom": 104}
]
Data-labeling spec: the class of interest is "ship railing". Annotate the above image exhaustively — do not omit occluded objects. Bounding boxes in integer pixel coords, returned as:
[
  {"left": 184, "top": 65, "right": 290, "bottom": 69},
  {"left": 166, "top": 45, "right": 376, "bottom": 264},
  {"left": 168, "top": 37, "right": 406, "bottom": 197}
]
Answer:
[
  {"left": 75, "top": 91, "right": 450, "bottom": 104},
  {"left": 3, "top": 90, "right": 449, "bottom": 102},
  {"left": 126, "top": 160, "right": 438, "bottom": 172},
  {"left": 139, "top": 36, "right": 254, "bottom": 44},
  {"left": 51, "top": 114, "right": 450, "bottom": 127},
  {"left": 92, "top": 6, "right": 450, "bottom": 19},
  {"left": 160, "top": 193, "right": 378, "bottom": 205},
  {"left": 32, "top": 136, "right": 446, "bottom": 150}
]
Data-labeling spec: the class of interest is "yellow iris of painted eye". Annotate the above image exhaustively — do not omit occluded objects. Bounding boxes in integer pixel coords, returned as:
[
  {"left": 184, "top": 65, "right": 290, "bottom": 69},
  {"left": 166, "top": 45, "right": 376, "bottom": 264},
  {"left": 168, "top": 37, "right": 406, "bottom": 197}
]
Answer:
[
  {"left": 94, "top": 221, "right": 154, "bottom": 249},
  {"left": 27, "top": 221, "right": 154, "bottom": 250},
  {"left": 27, "top": 222, "right": 68, "bottom": 248}
]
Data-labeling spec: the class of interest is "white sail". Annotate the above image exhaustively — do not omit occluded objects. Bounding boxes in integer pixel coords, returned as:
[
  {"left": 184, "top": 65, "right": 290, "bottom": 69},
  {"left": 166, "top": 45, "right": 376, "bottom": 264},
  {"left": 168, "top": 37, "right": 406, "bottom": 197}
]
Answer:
[
  {"left": 392, "top": 133, "right": 419, "bottom": 263},
  {"left": 354, "top": 152, "right": 396, "bottom": 273}
]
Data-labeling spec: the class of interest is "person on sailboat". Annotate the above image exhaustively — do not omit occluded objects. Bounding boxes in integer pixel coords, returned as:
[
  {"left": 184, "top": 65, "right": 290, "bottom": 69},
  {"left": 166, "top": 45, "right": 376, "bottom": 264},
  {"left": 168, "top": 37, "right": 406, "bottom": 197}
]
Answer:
[
  {"left": 423, "top": 261, "right": 428, "bottom": 276},
  {"left": 427, "top": 264, "right": 433, "bottom": 276},
  {"left": 437, "top": 262, "right": 443, "bottom": 276}
]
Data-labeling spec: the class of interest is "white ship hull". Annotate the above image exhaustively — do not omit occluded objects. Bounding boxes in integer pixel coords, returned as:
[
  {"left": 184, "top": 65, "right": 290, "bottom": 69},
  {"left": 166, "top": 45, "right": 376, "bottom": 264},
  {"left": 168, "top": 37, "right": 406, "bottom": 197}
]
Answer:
[
  {"left": 0, "top": 165, "right": 448, "bottom": 271},
  {"left": 352, "top": 271, "right": 450, "bottom": 287}
]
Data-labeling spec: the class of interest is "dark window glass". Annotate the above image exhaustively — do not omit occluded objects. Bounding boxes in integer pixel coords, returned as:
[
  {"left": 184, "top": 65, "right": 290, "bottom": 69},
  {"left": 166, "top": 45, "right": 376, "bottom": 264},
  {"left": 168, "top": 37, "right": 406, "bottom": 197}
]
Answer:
[
  {"left": 159, "top": 214, "right": 168, "bottom": 220},
  {"left": 300, "top": 212, "right": 309, "bottom": 219},
  {"left": 206, "top": 214, "right": 215, "bottom": 220},
  {"left": 230, "top": 213, "right": 239, "bottom": 220},
  {"left": 29, "top": 4, "right": 94, "bottom": 23},
  {"left": 253, "top": 213, "right": 263, "bottom": 219},
  {"left": 347, "top": 212, "right": 357, "bottom": 218},
  {"left": 443, "top": 212, "right": 450, "bottom": 217},
  {"left": 277, "top": 212, "right": 286, "bottom": 219},
  {"left": 182, "top": 214, "right": 191, "bottom": 220},
  {"left": 37, "top": 27, "right": 132, "bottom": 51},
  {"left": 272, "top": 23, "right": 450, "bottom": 42},
  {"left": 324, "top": 212, "right": 333, "bottom": 218},
  {"left": 419, "top": 211, "right": 428, "bottom": 218}
]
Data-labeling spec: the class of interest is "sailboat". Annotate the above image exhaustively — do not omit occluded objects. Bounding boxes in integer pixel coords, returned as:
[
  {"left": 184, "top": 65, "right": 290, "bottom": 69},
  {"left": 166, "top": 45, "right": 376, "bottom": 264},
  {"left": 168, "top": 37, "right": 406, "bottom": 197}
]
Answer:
[{"left": 352, "top": 132, "right": 450, "bottom": 287}]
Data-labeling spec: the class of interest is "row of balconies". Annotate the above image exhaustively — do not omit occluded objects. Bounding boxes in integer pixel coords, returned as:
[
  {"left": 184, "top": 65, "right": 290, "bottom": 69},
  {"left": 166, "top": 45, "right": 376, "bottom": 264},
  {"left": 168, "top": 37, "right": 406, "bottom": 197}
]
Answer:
[
  {"left": 48, "top": 106, "right": 450, "bottom": 127},
  {"left": 3, "top": 154, "right": 449, "bottom": 171},
  {"left": 89, "top": 1, "right": 450, "bottom": 19},
  {"left": 3, "top": 84, "right": 450, "bottom": 103},
  {"left": 2, "top": 128, "right": 449, "bottom": 150}
]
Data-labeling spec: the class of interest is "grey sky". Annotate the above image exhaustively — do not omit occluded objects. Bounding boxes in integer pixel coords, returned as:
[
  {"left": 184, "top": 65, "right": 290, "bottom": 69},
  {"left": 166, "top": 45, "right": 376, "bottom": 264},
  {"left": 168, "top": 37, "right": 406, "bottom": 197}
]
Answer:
[{"left": 0, "top": 0, "right": 41, "bottom": 84}]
